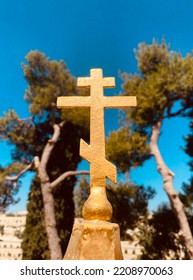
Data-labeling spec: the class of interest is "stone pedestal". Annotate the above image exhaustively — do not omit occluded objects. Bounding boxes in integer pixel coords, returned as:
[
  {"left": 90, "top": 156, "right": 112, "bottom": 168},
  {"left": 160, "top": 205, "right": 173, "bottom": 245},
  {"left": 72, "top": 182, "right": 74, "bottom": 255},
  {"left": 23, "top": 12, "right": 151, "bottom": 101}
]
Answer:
[{"left": 64, "top": 219, "right": 123, "bottom": 260}]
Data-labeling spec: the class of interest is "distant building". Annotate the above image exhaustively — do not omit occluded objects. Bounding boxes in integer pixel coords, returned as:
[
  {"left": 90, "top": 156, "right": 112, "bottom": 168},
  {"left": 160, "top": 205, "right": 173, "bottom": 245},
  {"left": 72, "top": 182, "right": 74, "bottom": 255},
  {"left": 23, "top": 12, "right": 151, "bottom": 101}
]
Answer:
[
  {"left": 0, "top": 211, "right": 27, "bottom": 260},
  {"left": 121, "top": 228, "right": 143, "bottom": 260},
  {"left": 121, "top": 240, "right": 142, "bottom": 260}
]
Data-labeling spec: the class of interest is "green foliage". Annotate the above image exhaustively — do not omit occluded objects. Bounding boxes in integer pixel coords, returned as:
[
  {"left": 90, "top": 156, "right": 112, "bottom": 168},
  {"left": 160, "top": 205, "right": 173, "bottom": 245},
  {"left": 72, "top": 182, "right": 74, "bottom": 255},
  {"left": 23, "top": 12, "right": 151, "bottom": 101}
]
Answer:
[
  {"left": 123, "top": 40, "right": 193, "bottom": 129},
  {"left": 53, "top": 175, "right": 76, "bottom": 256},
  {"left": 0, "top": 50, "right": 89, "bottom": 258},
  {"left": 140, "top": 204, "right": 188, "bottom": 260},
  {"left": 184, "top": 118, "right": 193, "bottom": 173},
  {"left": 140, "top": 174, "right": 193, "bottom": 260},
  {"left": 139, "top": 159, "right": 193, "bottom": 260},
  {"left": 22, "top": 51, "right": 90, "bottom": 127},
  {"left": 22, "top": 177, "right": 50, "bottom": 259},
  {"left": 107, "top": 40, "right": 193, "bottom": 176},
  {"left": 108, "top": 182, "right": 155, "bottom": 239},
  {"left": 74, "top": 176, "right": 155, "bottom": 239},
  {"left": 135, "top": 39, "right": 171, "bottom": 75},
  {"left": 0, "top": 163, "right": 27, "bottom": 211},
  {"left": 106, "top": 126, "right": 150, "bottom": 172},
  {"left": 14, "top": 229, "right": 23, "bottom": 239},
  {"left": 180, "top": 179, "right": 193, "bottom": 216},
  {"left": 181, "top": 103, "right": 193, "bottom": 229},
  {"left": 181, "top": 97, "right": 193, "bottom": 231},
  {"left": 0, "top": 110, "right": 35, "bottom": 162},
  {"left": 74, "top": 175, "right": 90, "bottom": 217},
  {"left": 106, "top": 39, "right": 193, "bottom": 258},
  {"left": 22, "top": 51, "right": 76, "bottom": 116},
  {"left": 21, "top": 52, "right": 89, "bottom": 259},
  {"left": 0, "top": 225, "right": 4, "bottom": 235}
]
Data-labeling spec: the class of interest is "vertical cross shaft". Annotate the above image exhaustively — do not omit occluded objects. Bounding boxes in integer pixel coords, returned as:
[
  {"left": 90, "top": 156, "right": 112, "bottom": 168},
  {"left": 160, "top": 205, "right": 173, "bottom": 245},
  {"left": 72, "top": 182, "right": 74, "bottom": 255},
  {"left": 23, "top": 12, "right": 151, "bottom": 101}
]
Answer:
[
  {"left": 77, "top": 69, "right": 117, "bottom": 187},
  {"left": 77, "top": 69, "right": 115, "bottom": 158}
]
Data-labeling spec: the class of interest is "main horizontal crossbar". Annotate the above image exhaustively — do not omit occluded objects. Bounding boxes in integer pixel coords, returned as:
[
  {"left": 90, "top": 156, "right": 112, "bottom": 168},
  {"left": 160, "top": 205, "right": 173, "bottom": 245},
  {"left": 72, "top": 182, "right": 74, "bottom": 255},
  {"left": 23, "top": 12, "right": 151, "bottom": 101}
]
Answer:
[{"left": 57, "top": 96, "right": 137, "bottom": 108}]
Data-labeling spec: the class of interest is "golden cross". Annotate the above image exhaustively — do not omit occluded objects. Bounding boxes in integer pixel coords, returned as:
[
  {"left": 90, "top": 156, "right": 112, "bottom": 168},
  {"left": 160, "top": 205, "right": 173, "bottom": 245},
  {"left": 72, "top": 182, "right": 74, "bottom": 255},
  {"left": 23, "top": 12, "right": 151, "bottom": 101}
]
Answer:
[{"left": 57, "top": 69, "right": 137, "bottom": 188}]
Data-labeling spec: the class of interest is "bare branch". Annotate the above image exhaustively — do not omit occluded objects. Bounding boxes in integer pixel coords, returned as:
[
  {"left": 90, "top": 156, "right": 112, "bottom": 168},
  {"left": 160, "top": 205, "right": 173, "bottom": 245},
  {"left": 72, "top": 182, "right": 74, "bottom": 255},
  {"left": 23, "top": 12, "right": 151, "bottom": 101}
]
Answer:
[
  {"left": 166, "top": 107, "right": 186, "bottom": 118},
  {"left": 40, "top": 120, "right": 66, "bottom": 167},
  {"left": 150, "top": 121, "right": 175, "bottom": 177},
  {"left": 34, "top": 156, "right": 40, "bottom": 169},
  {"left": 38, "top": 120, "right": 66, "bottom": 185},
  {"left": 6, "top": 156, "right": 39, "bottom": 182},
  {"left": 50, "top": 170, "right": 90, "bottom": 189}
]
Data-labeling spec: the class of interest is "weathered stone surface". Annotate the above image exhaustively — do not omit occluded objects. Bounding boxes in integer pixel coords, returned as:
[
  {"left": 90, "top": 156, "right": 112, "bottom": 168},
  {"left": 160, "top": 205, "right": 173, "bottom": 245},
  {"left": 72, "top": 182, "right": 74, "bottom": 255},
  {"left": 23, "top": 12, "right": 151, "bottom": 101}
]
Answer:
[{"left": 64, "top": 220, "right": 123, "bottom": 260}]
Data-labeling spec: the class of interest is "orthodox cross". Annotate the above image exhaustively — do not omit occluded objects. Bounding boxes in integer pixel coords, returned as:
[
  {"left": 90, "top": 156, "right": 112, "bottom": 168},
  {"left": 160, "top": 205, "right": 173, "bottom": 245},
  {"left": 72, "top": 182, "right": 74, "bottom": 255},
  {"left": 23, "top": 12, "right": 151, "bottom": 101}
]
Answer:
[{"left": 57, "top": 68, "right": 137, "bottom": 188}]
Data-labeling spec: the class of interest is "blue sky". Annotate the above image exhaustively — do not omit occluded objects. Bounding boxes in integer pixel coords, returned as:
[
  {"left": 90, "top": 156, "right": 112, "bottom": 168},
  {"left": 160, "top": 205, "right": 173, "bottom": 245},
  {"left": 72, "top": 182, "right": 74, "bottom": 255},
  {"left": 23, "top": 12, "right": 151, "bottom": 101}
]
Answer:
[{"left": 0, "top": 0, "right": 193, "bottom": 212}]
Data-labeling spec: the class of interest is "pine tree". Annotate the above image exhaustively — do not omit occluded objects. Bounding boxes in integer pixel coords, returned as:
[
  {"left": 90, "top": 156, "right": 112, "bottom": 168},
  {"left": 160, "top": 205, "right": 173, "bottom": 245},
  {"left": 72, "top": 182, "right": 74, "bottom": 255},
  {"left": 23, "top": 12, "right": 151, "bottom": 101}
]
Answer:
[
  {"left": 0, "top": 51, "right": 89, "bottom": 259},
  {"left": 140, "top": 203, "right": 185, "bottom": 260},
  {"left": 107, "top": 182, "right": 155, "bottom": 239},
  {"left": 107, "top": 39, "right": 193, "bottom": 259}
]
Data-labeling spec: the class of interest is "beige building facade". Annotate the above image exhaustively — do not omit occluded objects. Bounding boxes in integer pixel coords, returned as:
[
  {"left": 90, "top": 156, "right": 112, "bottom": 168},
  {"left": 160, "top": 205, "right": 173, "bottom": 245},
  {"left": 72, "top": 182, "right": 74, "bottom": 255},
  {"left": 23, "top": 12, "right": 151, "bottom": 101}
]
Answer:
[{"left": 0, "top": 211, "right": 26, "bottom": 260}]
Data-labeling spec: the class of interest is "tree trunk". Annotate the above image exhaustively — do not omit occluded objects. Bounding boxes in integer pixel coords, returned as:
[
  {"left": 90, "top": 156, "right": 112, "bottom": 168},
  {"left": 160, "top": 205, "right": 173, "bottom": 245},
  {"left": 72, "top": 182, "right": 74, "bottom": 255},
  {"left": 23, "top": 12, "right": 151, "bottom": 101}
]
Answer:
[
  {"left": 40, "top": 180, "right": 63, "bottom": 259},
  {"left": 150, "top": 120, "right": 193, "bottom": 259},
  {"left": 38, "top": 122, "right": 65, "bottom": 260},
  {"left": 38, "top": 121, "right": 89, "bottom": 259}
]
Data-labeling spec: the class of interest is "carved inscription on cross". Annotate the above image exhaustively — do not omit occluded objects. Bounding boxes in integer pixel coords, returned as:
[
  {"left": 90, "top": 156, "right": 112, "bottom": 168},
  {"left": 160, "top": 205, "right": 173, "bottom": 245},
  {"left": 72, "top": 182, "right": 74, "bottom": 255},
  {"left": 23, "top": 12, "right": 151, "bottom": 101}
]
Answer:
[{"left": 57, "top": 68, "right": 137, "bottom": 188}]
